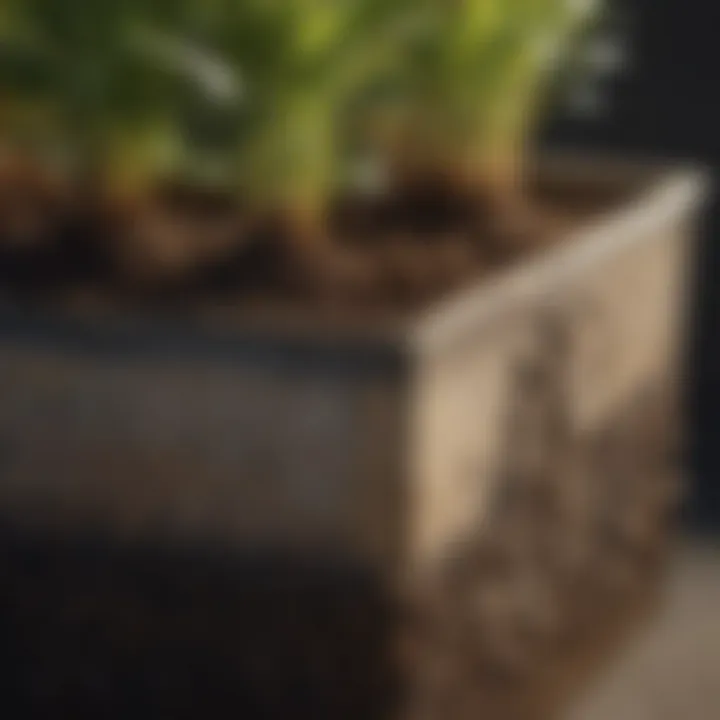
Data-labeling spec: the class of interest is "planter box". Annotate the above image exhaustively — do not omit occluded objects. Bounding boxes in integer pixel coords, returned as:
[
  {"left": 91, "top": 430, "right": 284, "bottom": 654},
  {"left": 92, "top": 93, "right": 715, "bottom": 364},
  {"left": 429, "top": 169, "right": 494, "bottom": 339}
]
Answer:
[{"left": 0, "top": 156, "right": 708, "bottom": 718}]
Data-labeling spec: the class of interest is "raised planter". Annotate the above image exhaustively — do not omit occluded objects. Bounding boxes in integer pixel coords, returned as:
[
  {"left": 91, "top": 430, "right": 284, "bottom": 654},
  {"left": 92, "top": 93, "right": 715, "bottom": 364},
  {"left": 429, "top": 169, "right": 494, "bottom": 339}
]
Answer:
[{"left": 0, "top": 156, "right": 708, "bottom": 718}]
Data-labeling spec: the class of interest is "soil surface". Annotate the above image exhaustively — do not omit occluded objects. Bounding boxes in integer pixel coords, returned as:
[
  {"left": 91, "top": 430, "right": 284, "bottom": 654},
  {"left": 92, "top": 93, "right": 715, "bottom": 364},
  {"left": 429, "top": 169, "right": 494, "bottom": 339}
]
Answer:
[{"left": 0, "top": 169, "right": 623, "bottom": 320}]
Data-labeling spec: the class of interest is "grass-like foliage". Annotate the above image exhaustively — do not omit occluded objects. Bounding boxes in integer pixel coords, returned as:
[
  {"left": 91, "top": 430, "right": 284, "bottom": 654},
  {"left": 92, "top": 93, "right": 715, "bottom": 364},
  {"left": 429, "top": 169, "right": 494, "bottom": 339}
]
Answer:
[{"left": 0, "top": 0, "right": 602, "bottom": 249}]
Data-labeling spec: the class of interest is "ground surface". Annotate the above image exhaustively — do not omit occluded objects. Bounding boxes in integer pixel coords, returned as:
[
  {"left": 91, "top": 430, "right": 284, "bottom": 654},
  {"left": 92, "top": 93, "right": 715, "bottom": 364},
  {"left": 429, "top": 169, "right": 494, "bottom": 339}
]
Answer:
[{"left": 568, "top": 539, "right": 720, "bottom": 720}]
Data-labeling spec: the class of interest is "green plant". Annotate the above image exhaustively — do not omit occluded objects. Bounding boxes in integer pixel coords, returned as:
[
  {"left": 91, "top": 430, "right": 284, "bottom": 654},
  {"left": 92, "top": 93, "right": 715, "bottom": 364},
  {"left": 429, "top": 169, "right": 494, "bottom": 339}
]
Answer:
[
  {"left": 0, "top": 0, "right": 603, "bottom": 256},
  {"left": 0, "top": 0, "right": 410, "bottom": 239},
  {"left": 0, "top": 0, "right": 212, "bottom": 198},
  {"left": 386, "top": 0, "right": 602, "bottom": 203},
  {"left": 176, "top": 0, "right": 413, "bottom": 247}
]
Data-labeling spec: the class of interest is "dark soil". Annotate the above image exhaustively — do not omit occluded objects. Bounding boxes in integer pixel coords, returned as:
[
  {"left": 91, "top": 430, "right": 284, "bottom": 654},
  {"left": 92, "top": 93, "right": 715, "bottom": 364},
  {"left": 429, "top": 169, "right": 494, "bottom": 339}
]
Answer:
[{"left": 0, "top": 168, "right": 613, "bottom": 319}]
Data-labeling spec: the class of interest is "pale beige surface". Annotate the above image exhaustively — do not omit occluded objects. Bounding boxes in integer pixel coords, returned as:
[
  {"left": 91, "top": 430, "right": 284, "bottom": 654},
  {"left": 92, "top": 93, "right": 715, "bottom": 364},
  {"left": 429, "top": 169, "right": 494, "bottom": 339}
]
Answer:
[{"left": 569, "top": 541, "right": 720, "bottom": 720}]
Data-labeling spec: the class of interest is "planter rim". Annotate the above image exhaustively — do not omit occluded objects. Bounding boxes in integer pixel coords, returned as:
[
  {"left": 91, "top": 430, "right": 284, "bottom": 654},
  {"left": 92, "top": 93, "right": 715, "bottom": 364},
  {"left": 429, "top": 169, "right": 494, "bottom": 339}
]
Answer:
[
  {"left": 410, "top": 155, "right": 710, "bottom": 354},
  {"left": 0, "top": 154, "right": 709, "bottom": 366}
]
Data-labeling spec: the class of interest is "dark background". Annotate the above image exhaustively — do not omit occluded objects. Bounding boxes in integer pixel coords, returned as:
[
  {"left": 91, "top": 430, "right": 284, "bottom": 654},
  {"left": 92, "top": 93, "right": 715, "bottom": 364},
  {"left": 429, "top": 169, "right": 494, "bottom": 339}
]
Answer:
[{"left": 545, "top": 0, "right": 720, "bottom": 529}]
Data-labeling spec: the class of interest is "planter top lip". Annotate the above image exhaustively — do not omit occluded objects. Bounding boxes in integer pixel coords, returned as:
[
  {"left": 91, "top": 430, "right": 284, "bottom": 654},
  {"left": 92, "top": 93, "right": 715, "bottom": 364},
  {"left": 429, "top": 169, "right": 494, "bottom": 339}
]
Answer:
[
  {"left": 410, "top": 154, "right": 710, "bottom": 354},
  {"left": 0, "top": 154, "right": 710, "bottom": 369}
]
